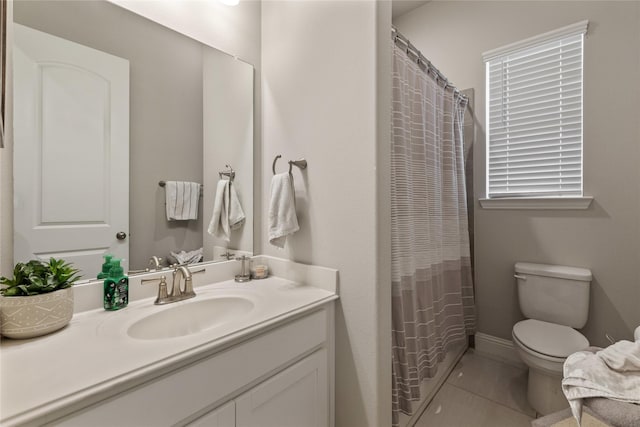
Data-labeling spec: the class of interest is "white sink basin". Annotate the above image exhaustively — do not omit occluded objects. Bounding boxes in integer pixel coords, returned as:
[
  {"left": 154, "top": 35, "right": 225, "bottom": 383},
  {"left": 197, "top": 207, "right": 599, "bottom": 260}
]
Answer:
[{"left": 127, "top": 296, "right": 255, "bottom": 340}]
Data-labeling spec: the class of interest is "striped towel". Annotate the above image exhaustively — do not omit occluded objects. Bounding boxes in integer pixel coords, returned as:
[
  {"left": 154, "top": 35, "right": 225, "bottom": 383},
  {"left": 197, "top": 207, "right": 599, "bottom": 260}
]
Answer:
[{"left": 165, "top": 181, "right": 201, "bottom": 220}]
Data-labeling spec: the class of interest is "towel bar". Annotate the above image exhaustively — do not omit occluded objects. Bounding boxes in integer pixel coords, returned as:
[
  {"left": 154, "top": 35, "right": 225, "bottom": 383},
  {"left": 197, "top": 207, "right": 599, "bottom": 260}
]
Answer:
[{"left": 158, "top": 181, "right": 203, "bottom": 197}]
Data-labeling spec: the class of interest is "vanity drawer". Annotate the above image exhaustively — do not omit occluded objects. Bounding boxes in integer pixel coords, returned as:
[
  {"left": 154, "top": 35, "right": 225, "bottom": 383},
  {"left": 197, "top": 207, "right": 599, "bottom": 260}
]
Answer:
[{"left": 49, "top": 309, "right": 329, "bottom": 426}]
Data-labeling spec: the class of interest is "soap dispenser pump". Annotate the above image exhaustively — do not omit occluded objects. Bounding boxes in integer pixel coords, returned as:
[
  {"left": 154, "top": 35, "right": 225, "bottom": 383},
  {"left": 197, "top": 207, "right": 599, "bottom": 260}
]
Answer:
[
  {"left": 97, "top": 254, "right": 113, "bottom": 279},
  {"left": 104, "top": 258, "right": 129, "bottom": 311}
]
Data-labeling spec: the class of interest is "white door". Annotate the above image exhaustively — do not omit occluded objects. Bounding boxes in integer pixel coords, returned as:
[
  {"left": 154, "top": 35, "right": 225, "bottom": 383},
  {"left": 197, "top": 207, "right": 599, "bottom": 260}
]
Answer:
[
  {"left": 236, "top": 350, "right": 328, "bottom": 427},
  {"left": 13, "top": 24, "right": 129, "bottom": 279}
]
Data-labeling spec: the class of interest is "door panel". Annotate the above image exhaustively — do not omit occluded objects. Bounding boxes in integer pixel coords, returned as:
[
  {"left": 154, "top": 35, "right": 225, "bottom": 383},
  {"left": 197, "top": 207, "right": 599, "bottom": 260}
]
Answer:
[
  {"left": 13, "top": 23, "right": 129, "bottom": 278},
  {"left": 187, "top": 401, "right": 235, "bottom": 427}
]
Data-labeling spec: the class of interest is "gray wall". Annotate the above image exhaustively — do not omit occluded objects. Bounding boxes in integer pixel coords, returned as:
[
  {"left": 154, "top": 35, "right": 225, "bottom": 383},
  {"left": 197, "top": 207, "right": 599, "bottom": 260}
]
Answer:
[
  {"left": 395, "top": 1, "right": 640, "bottom": 346},
  {"left": 14, "top": 0, "right": 205, "bottom": 270},
  {"left": 261, "top": 2, "right": 392, "bottom": 425}
]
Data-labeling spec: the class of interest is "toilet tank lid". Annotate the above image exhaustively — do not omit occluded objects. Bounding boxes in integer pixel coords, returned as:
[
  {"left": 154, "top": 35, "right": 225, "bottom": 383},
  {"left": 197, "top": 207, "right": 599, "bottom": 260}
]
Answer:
[{"left": 515, "top": 262, "right": 592, "bottom": 281}]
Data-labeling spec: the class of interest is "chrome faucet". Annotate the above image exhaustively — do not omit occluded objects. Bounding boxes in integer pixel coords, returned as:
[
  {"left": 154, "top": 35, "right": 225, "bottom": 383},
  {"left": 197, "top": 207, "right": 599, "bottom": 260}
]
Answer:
[
  {"left": 141, "top": 266, "right": 204, "bottom": 305},
  {"left": 172, "top": 265, "right": 196, "bottom": 300},
  {"left": 220, "top": 250, "right": 236, "bottom": 261},
  {"left": 128, "top": 255, "right": 164, "bottom": 275},
  {"left": 148, "top": 256, "right": 163, "bottom": 270}
]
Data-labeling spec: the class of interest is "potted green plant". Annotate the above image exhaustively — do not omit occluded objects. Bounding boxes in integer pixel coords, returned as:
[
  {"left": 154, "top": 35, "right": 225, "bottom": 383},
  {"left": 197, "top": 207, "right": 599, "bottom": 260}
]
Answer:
[{"left": 0, "top": 258, "right": 81, "bottom": 339}]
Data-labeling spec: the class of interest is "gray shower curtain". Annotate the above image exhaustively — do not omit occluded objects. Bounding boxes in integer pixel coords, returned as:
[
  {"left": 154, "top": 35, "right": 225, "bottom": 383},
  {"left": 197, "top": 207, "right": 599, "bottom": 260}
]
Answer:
[{"left": 390, "top": 40, "right": 476, "bottom": 425}]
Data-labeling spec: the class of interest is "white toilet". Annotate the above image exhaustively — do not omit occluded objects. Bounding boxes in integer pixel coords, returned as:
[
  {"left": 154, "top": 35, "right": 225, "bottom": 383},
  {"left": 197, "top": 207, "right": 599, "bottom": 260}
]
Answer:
[{"left": 511, "top": 262, "right": 592, "bottom": 415}]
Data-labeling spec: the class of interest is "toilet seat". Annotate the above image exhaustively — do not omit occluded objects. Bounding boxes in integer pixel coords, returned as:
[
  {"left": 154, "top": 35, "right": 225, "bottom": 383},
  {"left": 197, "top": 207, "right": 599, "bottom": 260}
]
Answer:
[{"left": 512, "top": 319, "right": 589, "bottom": 359}]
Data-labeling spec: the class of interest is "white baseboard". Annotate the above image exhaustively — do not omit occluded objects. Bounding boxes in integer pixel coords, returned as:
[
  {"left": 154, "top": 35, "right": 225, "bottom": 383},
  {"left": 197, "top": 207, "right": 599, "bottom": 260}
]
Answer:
[{"left": 474, "top": 332, "right": 526, "bottom": 368}]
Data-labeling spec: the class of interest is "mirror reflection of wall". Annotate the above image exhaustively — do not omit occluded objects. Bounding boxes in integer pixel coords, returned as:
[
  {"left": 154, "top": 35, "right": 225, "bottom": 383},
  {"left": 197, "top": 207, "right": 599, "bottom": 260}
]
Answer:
[{"left": 12, "top": 0, "right": 253, "bottom": 278}]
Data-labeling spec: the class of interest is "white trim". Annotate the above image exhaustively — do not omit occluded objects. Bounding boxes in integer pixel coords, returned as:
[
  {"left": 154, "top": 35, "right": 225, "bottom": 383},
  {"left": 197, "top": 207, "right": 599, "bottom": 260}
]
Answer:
[
  {"left": 479, "top": 196, "right": 593, "bottom": 210},
  {"left": 474, "top": 332, "right": 525, "bottom": 368},
  {"left": 482, "top": 20, "right": 589, "bottom": 62}
]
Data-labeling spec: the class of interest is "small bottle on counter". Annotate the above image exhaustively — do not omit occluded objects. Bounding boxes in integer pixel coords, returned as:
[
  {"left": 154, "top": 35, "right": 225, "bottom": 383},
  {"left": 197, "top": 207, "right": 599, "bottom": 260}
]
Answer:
[{"left": 104, "top": 259, "right": 129, "bottom": 311}]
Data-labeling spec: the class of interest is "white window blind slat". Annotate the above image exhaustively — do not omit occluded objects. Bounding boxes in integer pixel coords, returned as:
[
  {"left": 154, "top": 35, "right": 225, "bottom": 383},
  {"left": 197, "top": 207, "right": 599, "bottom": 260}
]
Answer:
[
  {"left": 490, "top": 111, "right": 582, "bottom": 131},
  {"left": 489, "top": 98, "right": 581, "bottom": 120},
  {"left": 504, "top": 69, "right": 582, "bottom": 92},
  {"left": 490, "top": 122, "right": 581, "bottom": 141},
  {"left": 489, "top": 161, "right": 582, "bottom": 172},
  {"left": 489, "top": 87, "right": 581, "bottom": 109},
  {"left": 490, "top": 141, "right": 582, "bottom": 155},
  {"left": 489, "top": 55, "right": 582, "bottom": 81},
  {"left": 489, "top": 169, "right": 582, "bottom": 179},
  {"left": 489, "top": 81, "right": 581, "bottom": 104},
  {"left": 485, "top": 24, "right": 585, "bottom": 198},
  {"left": 490, "top": 132, "right": 581, "bottom": 147},
  {"left": 499, "top": 60, "right": 582, "bottom": 84},
  {"left": 499, "top": 46, "right": 582, "bottom": 73}
]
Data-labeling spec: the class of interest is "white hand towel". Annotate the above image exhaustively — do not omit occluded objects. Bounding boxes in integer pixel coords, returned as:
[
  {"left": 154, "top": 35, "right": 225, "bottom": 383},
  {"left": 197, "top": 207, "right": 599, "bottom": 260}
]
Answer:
[
  {"left": 165, "top": 181, "right": 201, "bottom": 221},
  {"left": 228, "top": 182, "right": 246, "bottom": 231},
  {"left": 208, "top": 180, "right": 231, "bottom": 241},
  {"left": 268, "top": 173, "right": 299, "bottom": 248}
]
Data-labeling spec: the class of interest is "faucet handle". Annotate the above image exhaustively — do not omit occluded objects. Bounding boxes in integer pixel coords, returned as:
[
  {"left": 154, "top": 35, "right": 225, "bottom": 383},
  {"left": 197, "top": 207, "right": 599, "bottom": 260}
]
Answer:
[
  {"left": 221, "top": 250, "right": 236, "bottom": 260},
  {"left": 141, "top": 275, "right": 169, "bottom": 305},
  {"left": 148, "top": 256, "right": 163, "bottom": 270},
  {"left": 141, "top": 276, "right": 163, "bottom": 285}
]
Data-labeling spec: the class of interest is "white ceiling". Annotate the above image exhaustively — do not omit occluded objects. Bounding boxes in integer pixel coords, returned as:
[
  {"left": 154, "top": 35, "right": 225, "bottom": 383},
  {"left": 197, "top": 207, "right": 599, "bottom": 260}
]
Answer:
[{"left": 392, "top": 0, "right": 431, "bottom": 20}]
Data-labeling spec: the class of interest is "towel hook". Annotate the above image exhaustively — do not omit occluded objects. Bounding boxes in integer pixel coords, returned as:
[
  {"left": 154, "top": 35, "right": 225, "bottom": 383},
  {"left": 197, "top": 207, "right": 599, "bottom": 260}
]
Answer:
[
  {"left": 219, "top": 164, "right": 235, "bottom": 181},
  {"left": 272, "top": 155, "right": 282, "bottom": 175},
  {"left": 272, "top": 155, "right": 308, "bottom": 175}
]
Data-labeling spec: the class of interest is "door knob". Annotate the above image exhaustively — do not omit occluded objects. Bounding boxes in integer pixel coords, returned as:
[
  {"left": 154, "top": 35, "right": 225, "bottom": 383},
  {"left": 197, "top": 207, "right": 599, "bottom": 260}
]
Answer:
[{"left": 116, "top": 231, "right": 127, "bottom": 240}]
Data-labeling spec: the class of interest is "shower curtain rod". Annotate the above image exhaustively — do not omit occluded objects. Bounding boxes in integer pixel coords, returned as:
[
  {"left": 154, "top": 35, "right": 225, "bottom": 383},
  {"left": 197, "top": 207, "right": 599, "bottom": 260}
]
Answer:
[{"left": 392, "top": 26, "right": 468, "bottom": 103}]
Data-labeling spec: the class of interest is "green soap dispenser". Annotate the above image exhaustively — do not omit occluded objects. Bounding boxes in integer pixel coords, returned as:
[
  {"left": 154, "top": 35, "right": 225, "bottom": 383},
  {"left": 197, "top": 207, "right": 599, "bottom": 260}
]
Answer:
[
  {"left": 97, "top": 254, "right": 113, "bottom": 279},
  {"left": 104, "top": 258, "right": 129, "bottom": 311}
]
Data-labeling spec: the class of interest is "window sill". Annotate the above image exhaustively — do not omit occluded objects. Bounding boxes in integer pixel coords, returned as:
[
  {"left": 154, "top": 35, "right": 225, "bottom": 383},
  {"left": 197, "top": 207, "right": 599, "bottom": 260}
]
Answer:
[{"left": 479, "top": 196, "right": 594, "bottom": 210}]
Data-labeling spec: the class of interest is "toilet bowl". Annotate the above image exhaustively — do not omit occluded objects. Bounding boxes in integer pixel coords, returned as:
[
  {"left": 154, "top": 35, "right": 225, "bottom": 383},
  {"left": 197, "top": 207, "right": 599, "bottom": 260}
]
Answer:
[
  {"left": 512, "top": 318, "right": 589, "bottom": 415},
  {"left": 512, "top": 262, "right": 592, "bottom": 415}
]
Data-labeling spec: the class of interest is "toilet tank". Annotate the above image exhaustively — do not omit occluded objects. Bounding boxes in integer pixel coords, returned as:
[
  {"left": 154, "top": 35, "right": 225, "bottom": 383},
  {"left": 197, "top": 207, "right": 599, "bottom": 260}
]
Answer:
[{"left": 515, "top": 262, "right": 592, "bottom": 329}]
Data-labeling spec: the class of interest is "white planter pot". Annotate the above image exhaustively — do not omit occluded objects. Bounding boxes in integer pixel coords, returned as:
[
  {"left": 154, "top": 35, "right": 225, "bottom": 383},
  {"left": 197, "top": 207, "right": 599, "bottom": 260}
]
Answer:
[{"left": 0, "top": 287, "right": 74, "bottom": 339}]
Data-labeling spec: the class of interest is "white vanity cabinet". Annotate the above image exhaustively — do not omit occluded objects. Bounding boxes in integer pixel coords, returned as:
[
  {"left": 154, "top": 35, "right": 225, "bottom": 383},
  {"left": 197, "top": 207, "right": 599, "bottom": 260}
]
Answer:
[
  {"left": 188, "top": 401, "right": 235, "bottom": 427},
  {"left": 190, "top": 349, "right": 327, "bottom": 427},
  {"left": 235, "top": 349, "right": 327, "bottom": 427},
  {"left": 47, "top": 304, "right": 334, "bottom": 427}
]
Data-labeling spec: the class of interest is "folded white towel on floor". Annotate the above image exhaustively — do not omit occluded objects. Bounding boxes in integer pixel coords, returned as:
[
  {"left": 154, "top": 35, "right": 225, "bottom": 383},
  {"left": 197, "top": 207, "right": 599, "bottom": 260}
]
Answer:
[
  {"left": 207, "top": 180, "right": 245, "bottom": 242},
  {"left": 165, "top": 181, "right": 201, "bottom": 221},
  {"left": 562, "top": 340, "right": 640, "bottom": 425},
  {"left": 268, "top": 173, "right": 299, "bottom": 248}
]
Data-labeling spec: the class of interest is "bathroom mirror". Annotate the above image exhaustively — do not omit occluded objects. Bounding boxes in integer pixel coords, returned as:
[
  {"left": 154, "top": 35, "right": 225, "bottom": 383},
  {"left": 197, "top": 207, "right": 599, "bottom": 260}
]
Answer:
[{"left": 12, "top": 0, "right": 254, "bottom": 279}]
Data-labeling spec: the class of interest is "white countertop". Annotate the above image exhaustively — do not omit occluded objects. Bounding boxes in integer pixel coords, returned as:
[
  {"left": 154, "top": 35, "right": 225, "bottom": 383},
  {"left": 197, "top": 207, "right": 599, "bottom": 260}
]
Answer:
[{"left": 0, "top": 273, "right": 337, "bottom": 426}]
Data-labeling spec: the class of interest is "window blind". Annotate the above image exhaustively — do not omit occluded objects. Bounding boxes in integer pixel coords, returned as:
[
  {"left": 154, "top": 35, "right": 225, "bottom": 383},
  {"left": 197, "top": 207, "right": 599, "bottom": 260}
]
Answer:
[{"left": 484, "top": 23, "right": 587, "bottom": 198}]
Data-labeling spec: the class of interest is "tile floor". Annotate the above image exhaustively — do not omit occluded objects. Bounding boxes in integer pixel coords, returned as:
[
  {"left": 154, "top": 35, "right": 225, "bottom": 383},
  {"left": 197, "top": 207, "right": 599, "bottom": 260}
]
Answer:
[{"left": 415, "top": 349, "right": 536, "bottom": 427}]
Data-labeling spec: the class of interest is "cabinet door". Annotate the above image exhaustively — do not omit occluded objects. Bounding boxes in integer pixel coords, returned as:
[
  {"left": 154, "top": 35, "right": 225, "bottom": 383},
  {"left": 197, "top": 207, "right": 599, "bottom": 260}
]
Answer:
[
  {"left": 236, "top": 350, "right": 328, "bottom": 427},
  {"left": 187, "top": 401, "right": 235, "bottom": 427}
]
